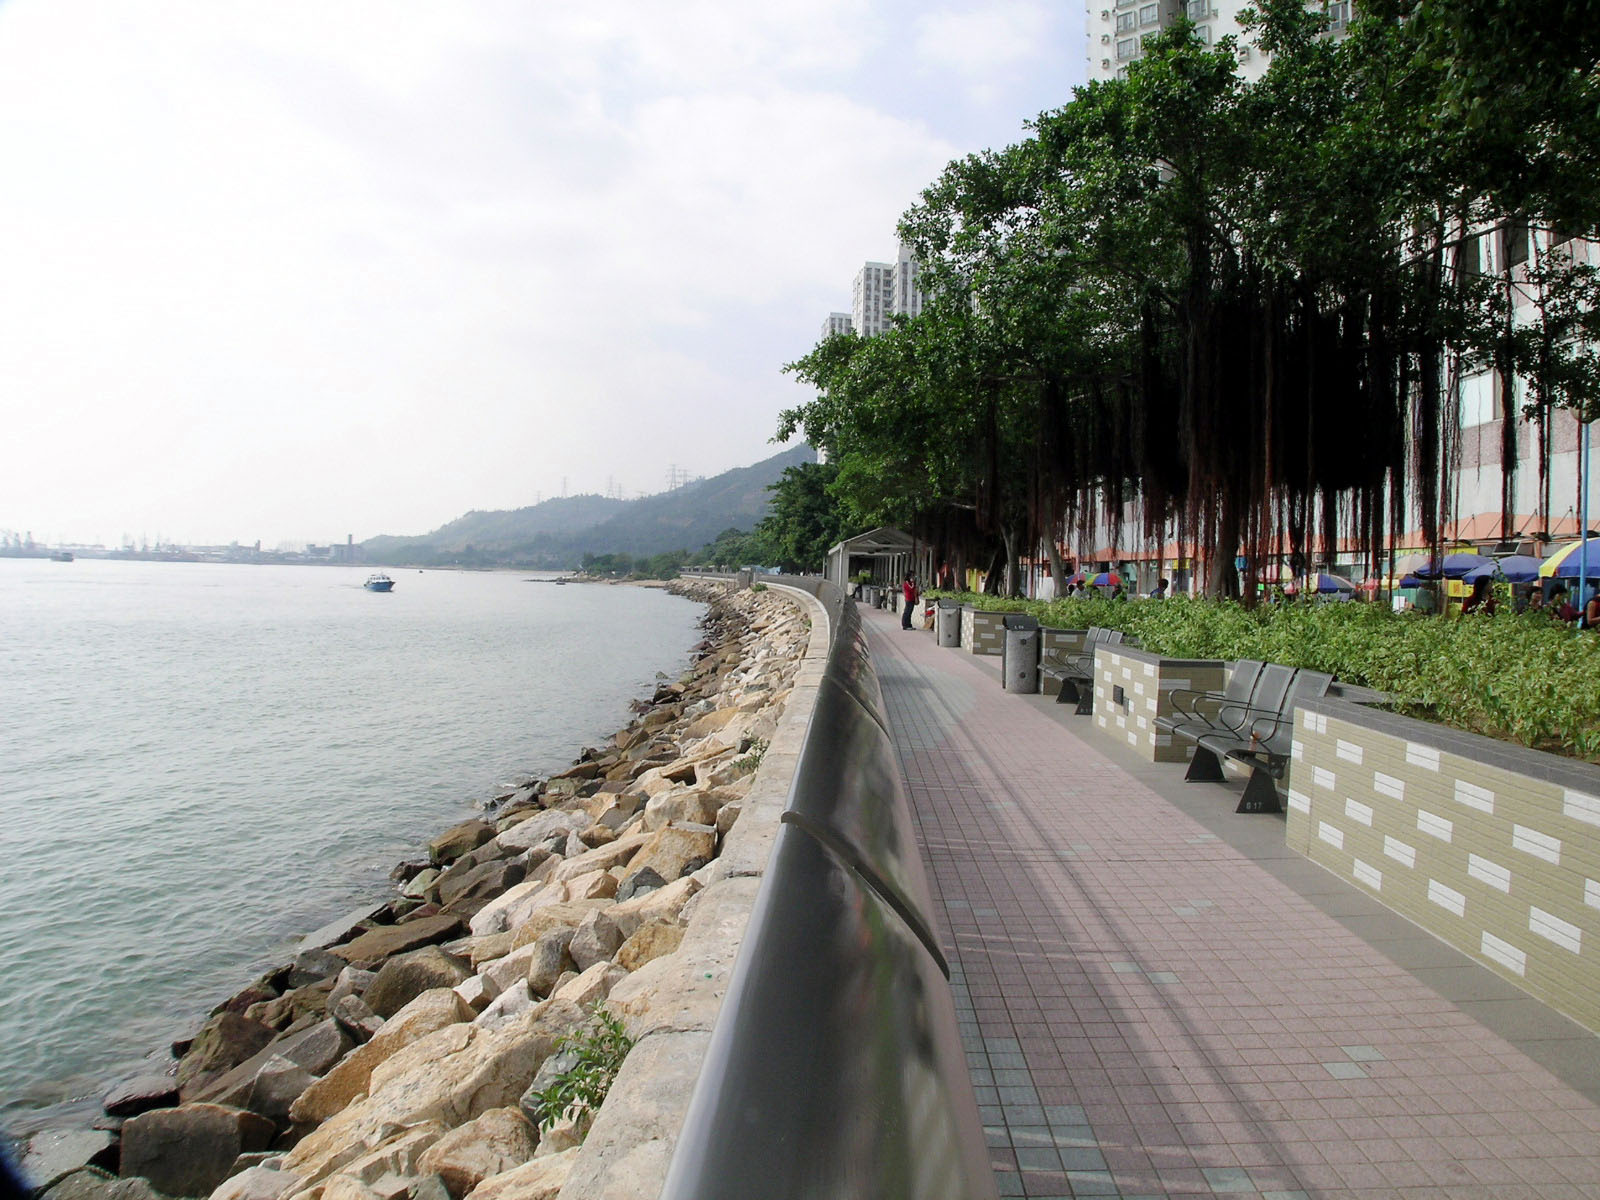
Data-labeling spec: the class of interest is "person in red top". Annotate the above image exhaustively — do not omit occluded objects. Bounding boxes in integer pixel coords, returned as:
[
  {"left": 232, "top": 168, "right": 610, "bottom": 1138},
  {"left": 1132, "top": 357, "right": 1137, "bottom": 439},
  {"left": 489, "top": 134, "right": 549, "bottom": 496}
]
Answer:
[
  {"left": 1461, "top": 576, "right": 1497, "bottom": 615},
  {"left": 901, "top": 574, "right": 918, "bottom": 629},
  {"left": 1551, "top": 584, "right": 1579, "bottom": 623}
]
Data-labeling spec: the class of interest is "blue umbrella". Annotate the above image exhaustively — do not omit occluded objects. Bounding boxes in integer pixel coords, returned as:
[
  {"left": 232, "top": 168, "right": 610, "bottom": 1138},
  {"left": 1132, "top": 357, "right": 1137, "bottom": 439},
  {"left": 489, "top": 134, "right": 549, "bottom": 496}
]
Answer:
[
  {"left": 1309, "top": 572, "right": 1356, "bottom": 593},
  {"left": 1539, "top": 536, "right": 1600, "bottom": 580},
  {"left": 1398, "top": 574, "right": 1425, "bottom": 588},
  {"left": 1463, "top": 555, "right": 1545, "bottom": 584},
  {"left": 1421, "top": 552, "right": 1491, "bottom": 579}
]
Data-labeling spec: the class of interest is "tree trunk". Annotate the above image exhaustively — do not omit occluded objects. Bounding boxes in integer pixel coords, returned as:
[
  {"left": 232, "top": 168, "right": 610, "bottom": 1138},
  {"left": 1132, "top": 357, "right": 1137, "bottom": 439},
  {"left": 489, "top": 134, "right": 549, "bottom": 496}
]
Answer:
[{"left": 1043, "top": 533, "right": 1067, "bottom": 598}]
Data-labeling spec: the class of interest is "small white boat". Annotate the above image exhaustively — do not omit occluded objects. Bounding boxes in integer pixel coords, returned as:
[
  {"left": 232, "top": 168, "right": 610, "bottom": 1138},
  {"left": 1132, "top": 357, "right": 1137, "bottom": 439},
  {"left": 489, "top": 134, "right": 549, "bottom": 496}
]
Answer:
[{"left": 364, "top": 573, "right": 395, "bottom": 592}]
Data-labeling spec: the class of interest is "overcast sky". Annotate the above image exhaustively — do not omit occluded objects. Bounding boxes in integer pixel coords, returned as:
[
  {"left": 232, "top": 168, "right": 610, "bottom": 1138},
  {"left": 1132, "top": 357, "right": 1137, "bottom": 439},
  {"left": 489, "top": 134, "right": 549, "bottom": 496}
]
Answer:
[{"left": 0, "top": 0, "right": 1087, "bottom": 548}]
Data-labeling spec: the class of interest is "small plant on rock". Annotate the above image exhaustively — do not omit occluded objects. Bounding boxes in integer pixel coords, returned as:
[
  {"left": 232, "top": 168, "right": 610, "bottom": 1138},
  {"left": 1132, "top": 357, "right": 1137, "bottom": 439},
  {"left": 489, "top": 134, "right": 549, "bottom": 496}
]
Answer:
[
  {"left": 530, "top": 1008, "right": 634, "bottom": 1134},
  {"left": 734, "top": 737, "right": 769, "bottom": 772}
]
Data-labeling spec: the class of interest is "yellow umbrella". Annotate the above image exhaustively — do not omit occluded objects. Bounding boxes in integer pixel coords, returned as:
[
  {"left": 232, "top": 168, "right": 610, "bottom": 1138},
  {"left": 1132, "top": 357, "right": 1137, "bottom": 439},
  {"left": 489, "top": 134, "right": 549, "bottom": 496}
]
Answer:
[{"left": 1538, "top": 537, "right": 1600, "bottom": 579}]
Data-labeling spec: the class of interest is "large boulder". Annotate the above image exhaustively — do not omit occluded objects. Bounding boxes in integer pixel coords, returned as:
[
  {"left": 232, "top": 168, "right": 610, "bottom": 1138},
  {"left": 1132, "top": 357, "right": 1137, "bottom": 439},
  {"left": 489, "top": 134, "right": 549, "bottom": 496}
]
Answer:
[
  {"left": 437, "top": 860, "right": 523, "bottom": 912},
  {"left": 190, "top": 1018, "right": 354, "bottom": 1110},
  {"left": 39, "top": 1169, "right": 164, "bottom": 1200},
  {"left": 414, "top": 1108, "right": 538, "bottom": 1199},
  {"left": 20, "top": 1131, "right": 118, "bottom": 1194},
  {"left": 622, "top": 826, "right": 715, "bottom": 886},
  {"left": 546, "top": 835, "right": 651, "bottom": 884},
  {"left": 363, "top": 947, "right": 473, "bottom": 1019},
  {"left": 506, "top": 903, "right": 612, "bottom": 953},
  {"left": 467, "top": 880, "right": 565, "bottom": 938},
  {"left": 615, "top": 919, "right": 685, "bottom": 971},
  {"left": 459, "top": 1148, "right": 578, "bottom": 1200},
  {"left": 330, "top": 915, "right": 466, "bottom": 966},
  {"left": 119, "top": 1104, "right": 274, "bottom": 1199},
  {"left": 525, "top": 930, "right": 576, "bottom": 998},
  {"left": 175, "top": 1013, "right": 277, "bottom": 1097},
  {"left": 289, "top": 988, "right": 473, "bottom": 1125},
  {"left": 208, "top": 1166, "right": 302, "bottom": 1200},
  {"left": 428, "top": 820, "right": 497, "bottom": 866},
  {"left": 103, "top": 1075, "right": 179, "bottom": 1118},
  {"left": 493, "top": 811, "right": 589, "bottom": 855},
  {"left": 284, "top": 1000, "right": 589, "bottom": 1185},
  {"left": 567, "top": 911, "right": 621, "bottom": 972},
  {"left": 605, "top": 877, "right": 699, "bottom": 940}
]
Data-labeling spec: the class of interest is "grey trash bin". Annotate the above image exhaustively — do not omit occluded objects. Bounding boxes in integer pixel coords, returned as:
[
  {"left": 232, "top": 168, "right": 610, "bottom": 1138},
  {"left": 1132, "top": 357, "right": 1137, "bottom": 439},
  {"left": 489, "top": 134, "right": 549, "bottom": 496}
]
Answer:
[
  {"left": 1001, "top": 614, "right": 1041, "bottom": 693},
  {"left": 935, "top": 599, "right": 961, "bottom": 648}
]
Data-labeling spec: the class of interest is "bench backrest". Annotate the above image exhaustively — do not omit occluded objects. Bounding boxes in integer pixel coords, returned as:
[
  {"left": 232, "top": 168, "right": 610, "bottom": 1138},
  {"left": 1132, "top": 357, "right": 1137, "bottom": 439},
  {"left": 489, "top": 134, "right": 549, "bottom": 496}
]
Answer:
[
  {"left": 1258, "top": 669, "right": 1335, "bottom": 755},
  {"left": 1212, "top": 659, "right": 1265, "bottom": 726},
  {"left": 1247, "top": 663, "right": 1296, "bottom": 724}
]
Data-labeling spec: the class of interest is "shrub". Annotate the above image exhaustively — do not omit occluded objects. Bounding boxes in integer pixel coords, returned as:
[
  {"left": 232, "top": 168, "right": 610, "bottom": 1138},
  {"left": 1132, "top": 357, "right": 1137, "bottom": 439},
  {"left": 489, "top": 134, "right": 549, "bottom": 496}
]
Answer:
[
  {"left": 529, "top": 1008, "right": 634, "bottom": 1135},
  {"left": 936, "top": 591, "right": 1600, "bottom": 761}
]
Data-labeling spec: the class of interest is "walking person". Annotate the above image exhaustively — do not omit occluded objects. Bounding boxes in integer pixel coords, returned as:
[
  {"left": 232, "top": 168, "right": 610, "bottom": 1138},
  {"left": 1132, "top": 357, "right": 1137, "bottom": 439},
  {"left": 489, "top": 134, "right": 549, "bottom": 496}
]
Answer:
[{"left": 901, "top": 573, "right": 918, "bottom": 630}]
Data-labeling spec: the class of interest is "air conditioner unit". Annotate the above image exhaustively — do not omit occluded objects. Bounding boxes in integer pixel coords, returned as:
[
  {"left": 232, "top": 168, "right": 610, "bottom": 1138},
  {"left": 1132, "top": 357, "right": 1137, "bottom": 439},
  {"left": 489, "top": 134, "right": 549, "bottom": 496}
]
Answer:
[
  {"left": 1101, "top": 9, "right": 1110, "bottom": 17},
  {"left": 1101, "top": 58, "right": 1112, "bottom": 68},
  {"left": 1101, "top": 33, "right": 1111, "bottom": 42},
  {"left": 1237, "top": 45, "right": 1251, "bottom": 60}
]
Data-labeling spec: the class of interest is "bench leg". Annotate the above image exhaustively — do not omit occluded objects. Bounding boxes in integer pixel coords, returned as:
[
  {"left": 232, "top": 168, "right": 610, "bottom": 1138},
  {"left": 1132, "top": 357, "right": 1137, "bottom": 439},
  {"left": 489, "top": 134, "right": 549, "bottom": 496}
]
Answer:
[
  {"left": 1235, "top": 768, "right": 1283, "bottom": 814},
  {"left": 1055, "top": 679, "right": 1079, "bottom": 705},
  {"left": 1074, "top": 688, "right": 1094, "bottom": 716},
  {"left": 1184, "top": 746, "right": 1225, "bottom": 782}
]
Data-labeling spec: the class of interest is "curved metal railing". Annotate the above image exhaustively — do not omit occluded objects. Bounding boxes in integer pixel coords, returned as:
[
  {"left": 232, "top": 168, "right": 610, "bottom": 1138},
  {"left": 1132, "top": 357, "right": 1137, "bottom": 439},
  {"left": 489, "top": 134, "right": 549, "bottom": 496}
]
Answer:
[{"left": 659, "top": 578, "right": 995, "bottom": 1199}]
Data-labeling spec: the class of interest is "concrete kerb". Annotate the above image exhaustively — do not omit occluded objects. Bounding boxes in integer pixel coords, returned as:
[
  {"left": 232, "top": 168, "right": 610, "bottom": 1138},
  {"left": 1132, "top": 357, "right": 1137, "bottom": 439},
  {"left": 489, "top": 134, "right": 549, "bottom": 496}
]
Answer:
[{"left": 554, "top": 582, "right": 830, "bottom": 1199}]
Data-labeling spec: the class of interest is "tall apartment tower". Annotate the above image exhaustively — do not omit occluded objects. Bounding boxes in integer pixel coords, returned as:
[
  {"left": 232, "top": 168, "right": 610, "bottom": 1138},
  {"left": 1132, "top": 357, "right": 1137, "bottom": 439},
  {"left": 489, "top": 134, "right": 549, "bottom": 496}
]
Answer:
[
  {"left": 852, "top": 261, "right": 893, "bottom": 337},
  {"left": 820, "top": 312, "right": 853, "bottom": 340},
  {"left": 890, "top": 243, "right": 924, "bottom": 321},
  {"left": 1088, "top": 0, "right": 1352, "bottom": 83}
]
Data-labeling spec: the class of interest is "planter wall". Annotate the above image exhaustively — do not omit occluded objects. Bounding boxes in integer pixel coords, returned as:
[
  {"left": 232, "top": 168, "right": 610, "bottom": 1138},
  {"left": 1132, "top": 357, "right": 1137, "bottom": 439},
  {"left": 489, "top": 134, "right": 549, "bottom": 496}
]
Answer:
[
  {"left": 1090, "top": 647, "right": 1228, "bottom": 763},
  {"left": 1287, "top": 697, "right": 1600, "bottom": 1033},
  {"left": 959, "top": 607, "right": 1007, "bottom": 656}
]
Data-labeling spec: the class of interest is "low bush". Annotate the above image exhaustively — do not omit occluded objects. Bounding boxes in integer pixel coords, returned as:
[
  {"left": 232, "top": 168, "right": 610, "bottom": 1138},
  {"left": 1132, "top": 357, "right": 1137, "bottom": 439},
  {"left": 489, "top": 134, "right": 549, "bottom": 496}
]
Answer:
[{"left": 929, "top": 591, "right": 1600, "bottom": 761}]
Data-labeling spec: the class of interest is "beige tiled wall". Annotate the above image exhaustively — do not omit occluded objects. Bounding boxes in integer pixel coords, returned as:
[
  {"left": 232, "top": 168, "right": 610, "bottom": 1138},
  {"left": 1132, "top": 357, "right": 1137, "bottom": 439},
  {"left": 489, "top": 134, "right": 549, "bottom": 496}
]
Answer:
[
  {"left": 960, "top": 608, "right": 1006, "bottom": 656},
  {"left": 1092, "top": 648, "right": 1228, "bottom": 763},
  {"left": 1287, "top": 700, "right": 1600, "bottom": 1033},
  {"left": 1039, "top": 629, "right": 1087, "bottom": 697}
]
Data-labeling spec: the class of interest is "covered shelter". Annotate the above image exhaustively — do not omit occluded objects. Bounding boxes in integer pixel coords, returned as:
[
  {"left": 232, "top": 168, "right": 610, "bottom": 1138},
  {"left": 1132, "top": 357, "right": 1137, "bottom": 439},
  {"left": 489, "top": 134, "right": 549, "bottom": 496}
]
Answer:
[{"left": 824, "top": 527, "right": 928, "bottom": 593}]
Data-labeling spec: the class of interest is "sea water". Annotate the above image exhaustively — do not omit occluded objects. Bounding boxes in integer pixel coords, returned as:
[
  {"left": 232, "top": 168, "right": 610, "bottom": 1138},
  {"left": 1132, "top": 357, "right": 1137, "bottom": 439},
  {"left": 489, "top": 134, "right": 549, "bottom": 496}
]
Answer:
[{"left": 0, "top": 560, "right": 703, "bottom": 1129}]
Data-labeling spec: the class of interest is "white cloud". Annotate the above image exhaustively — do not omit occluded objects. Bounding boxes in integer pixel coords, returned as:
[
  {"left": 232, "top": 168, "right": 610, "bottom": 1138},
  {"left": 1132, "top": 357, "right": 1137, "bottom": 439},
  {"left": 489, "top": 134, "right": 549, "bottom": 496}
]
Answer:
[
  {"left": 0, "top": 0, "right": 1074, "bottom": 545},
  {"left": 913, "top": 2, "right": 1057, "bottom": 84}
]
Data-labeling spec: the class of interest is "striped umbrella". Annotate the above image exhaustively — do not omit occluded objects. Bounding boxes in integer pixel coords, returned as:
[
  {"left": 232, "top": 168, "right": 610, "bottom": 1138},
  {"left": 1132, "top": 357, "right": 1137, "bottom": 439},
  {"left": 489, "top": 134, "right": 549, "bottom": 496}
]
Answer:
[{"left": 1538, "top": 537, "right": 1600, "bottom": 579}]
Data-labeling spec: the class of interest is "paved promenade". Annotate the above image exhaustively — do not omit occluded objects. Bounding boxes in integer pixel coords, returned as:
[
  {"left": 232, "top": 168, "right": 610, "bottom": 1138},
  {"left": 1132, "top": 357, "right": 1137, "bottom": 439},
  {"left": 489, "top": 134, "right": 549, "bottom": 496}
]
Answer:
[{"left": 863, "top": 605, "right": 1600, "bottom": 1199}]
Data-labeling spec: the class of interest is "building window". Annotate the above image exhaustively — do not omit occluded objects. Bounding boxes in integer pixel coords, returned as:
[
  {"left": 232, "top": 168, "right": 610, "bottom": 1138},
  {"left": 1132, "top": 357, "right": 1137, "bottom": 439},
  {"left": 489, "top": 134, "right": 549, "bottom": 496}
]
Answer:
[
  {"left": 1505, "top": 223, "right": 1530, "bottom": 268},
  {"left": 1116, "top": 11, "right": 1136, "bottom": 31},
  {"left": 1116, "top": 36, "right": 1138, "bottom": 60},
  {"left": 1196, "top": 23, "right": 1210, "bottom": 42},
  {"left": 1186, "top": 0, "right": 1211, "bottom": 17},
  {"left": 1138, "top": 3, "right": 1159, "bottom": 26},
  {"left": 1326, "top": 0, "right": 1351, "bottom": 29},
  {"left": 1459, "top": 371, "right": 1499, "bottom": 428}
]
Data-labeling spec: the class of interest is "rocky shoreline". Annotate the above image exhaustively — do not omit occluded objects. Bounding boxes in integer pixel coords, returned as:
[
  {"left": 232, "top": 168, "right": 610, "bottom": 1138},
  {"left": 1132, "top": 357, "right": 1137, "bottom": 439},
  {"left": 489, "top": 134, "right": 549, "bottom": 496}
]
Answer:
[{"left": 16, "top": 578, "right": 816, "bottom": 1200}]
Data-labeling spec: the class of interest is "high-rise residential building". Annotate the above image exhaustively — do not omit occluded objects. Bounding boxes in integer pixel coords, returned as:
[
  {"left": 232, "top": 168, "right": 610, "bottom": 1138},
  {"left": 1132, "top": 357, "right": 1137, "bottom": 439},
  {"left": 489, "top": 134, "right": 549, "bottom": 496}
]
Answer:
[
  {"left": 820, "top": 312, "right": 853, "bottom": 341},
  {"left": 890, "top": 243, "right": 925, "bottom": 321},
  {"left": 1088, "top": 0, "right": 1352, "bottom": 83},
  {"left": 852, "top": 262, "right": 893, "bottom": 337}
]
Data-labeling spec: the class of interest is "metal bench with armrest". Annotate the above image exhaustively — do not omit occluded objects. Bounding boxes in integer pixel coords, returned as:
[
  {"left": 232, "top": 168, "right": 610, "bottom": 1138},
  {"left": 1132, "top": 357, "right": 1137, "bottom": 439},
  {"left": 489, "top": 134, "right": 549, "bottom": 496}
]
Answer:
[{"left": 1040, "top": 627, "right": 1126, "bottom": 715}]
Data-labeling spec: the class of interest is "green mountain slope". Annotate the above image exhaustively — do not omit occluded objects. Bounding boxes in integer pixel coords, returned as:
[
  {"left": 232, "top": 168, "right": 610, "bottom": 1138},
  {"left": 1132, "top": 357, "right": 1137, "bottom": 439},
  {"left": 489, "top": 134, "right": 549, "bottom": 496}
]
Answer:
[{"left": 363, "top": 444, "right": 815, "bottom": 567}]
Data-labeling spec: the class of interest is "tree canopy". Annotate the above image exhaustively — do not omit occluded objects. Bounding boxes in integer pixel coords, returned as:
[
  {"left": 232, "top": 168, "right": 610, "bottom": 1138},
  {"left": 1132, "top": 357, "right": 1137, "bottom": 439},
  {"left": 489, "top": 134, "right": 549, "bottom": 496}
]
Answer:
[{"left": 781, "top": 1, "right": 1599, "bottom": 598}]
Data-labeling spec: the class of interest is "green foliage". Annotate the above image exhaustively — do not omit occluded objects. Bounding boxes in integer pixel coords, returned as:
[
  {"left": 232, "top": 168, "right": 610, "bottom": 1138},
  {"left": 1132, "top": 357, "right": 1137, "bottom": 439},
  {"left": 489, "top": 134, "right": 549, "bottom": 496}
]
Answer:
[
  {"left": 941, "top": 591, "right": 1600, "bottom": 760},
  {"left": 529, "top": 1009, "right": 634, "bottom": 1134},
  {"left": 733, "top": 737, "right": 769, "bottom": 772},
  {"left": 581, "top": 550, "right": 687, "bottom": 580}
]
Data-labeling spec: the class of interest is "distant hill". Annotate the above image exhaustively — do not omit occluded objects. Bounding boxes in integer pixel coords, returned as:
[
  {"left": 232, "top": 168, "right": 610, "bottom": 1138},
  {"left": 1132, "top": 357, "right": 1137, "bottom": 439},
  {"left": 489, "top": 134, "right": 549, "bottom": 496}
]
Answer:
[{"left": 363, "top": 444, "right": 816, "bottom": 567}]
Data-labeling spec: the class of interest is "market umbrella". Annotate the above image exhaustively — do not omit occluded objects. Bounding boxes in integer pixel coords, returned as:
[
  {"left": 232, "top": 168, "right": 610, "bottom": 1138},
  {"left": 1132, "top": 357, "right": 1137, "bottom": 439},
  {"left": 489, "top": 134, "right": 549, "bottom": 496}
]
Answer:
[
  {"left": 1090, "top": 572, "right": 1121, "bottom": 587},
  {"left": 1392, "top": 552, "right": 1436, "bottom": 576},
  {"left": 1538, "top": 537, "right": 1600, "bottom": 579},
  {"left": 1415, "top": 551, "right": 1490, "bottom": 579},
  {"left": 1463, "top": 555, "right": 1545, "bottom": 584},
  {"left": 1308, "top": 572, "right": 1357, "bottom": 593},
  {"left": 1397, "top": 574, "right": 1425, "bottom": 588},
  {"left": 1065, "top": 570, "right": 1087, "bottom": 587}
]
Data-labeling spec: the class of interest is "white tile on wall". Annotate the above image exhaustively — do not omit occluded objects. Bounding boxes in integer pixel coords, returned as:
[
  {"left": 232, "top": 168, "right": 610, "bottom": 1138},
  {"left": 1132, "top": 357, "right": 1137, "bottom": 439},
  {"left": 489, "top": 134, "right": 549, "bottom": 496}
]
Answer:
[
  {"left": 1383, "top": 836, "right": 1416, "bottom": 868},
  {"left": 1481, "top": 931, "right": 1527, "bottom": 976},
  {"left": 1406, "top": 742, "right": 1441, "bottom": 771},
  {"left": 1511, "top": 825, "right": 1561, "bottom": 865},
  {"left": 1417, "top": 810, "right": 1454, "bottom": 842},
  {"left": 1564, "top": 789, "right": 1600, "bottom": 827},
  {"left": 1318, "top": 822, "right": 1344, "bottom": 849},
  {"left": 1468, "top": 854, "right": 1512, "bottom": 893},
  {"left": 1353, "top": 859, "right": 1382, "bottom": 890},
  {"left": 1529, "top": 906, "right": 1582, "bottom": 954},
  {"left": 1428, "top": 879, "right": 1466, "bottom": 916},
  {"left": 1374, "top": 772, "right": 1405, "bottom": 801},
  {"left": 1454, "top": 779, "right": 1495, "bottom": 814},
  {"left": 1345, "top": 799, "right": 1374, "bottom": 826}
]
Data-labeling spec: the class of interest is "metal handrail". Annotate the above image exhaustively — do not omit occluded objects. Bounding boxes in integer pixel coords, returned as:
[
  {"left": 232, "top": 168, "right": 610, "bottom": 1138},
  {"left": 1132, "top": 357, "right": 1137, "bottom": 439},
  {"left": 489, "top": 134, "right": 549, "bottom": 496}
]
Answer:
[{"left": 659, "top": 578, "right": 995, "bottom": 1199}]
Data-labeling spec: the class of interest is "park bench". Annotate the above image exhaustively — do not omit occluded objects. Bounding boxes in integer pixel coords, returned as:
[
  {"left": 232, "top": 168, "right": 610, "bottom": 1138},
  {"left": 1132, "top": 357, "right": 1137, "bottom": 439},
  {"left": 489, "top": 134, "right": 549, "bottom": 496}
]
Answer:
[
  {"left": 1041, "top": 626, "right": 1126, "bottom": 715},
  {"left": 1160, "top": 662, "right": 1333, "bottom": 812}
]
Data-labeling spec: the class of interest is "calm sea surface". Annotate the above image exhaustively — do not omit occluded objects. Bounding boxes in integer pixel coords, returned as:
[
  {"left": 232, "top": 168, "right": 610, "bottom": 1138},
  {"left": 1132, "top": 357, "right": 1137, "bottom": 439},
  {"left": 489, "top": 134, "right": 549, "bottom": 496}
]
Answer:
[{"left": 0, "top": 560, "right": 704, "bottom": 1130}]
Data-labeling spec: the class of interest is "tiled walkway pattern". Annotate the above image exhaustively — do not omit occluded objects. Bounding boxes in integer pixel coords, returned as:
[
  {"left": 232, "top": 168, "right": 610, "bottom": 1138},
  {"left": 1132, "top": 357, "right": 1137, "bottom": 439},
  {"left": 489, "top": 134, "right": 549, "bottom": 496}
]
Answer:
[{"left": 867, "top": 609, "right": 1600, "bottom": 1198}]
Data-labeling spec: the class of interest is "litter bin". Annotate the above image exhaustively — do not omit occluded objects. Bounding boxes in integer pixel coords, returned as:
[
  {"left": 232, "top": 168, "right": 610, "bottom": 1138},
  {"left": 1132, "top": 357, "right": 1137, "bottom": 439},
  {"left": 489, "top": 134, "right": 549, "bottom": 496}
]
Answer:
[
  {"left": 1001, "top": 614, "right": 1040, "bottom": 693},
  {"left": 736, "top": 569, "right": 754, "bottom": 590},
  {"left": 935, "top": 599, "right": 961, "bottom": 648}
]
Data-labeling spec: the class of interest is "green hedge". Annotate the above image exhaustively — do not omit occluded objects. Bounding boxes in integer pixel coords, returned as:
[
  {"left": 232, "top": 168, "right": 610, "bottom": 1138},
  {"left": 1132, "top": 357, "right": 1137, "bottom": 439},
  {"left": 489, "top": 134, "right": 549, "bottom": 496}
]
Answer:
[{"left": 928, "top": 591, "right": 1600, "bottom": 761}]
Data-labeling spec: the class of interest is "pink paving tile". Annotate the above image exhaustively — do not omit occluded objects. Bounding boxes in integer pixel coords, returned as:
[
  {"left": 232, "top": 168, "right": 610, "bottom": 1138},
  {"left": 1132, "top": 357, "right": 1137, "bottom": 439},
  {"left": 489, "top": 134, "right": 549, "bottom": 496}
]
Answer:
[{"left": 864, "top": 608, "right": 1600, "bottom": 1197}]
